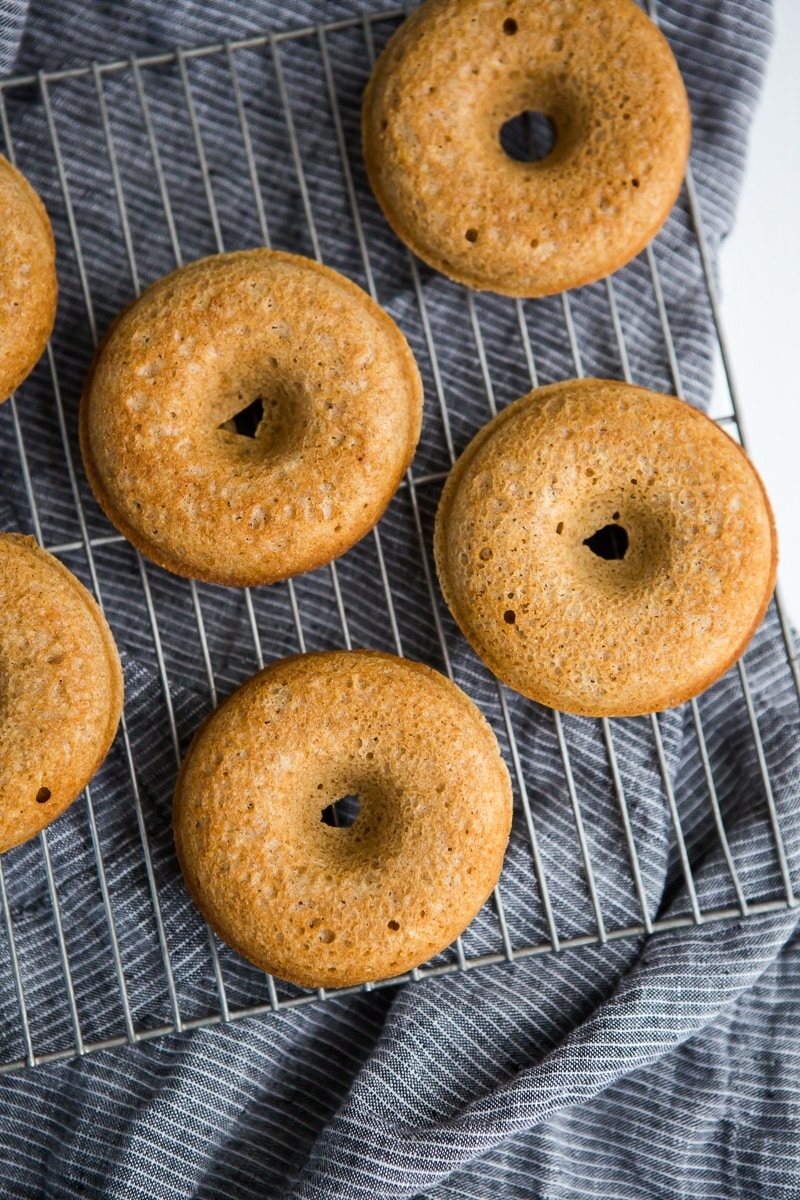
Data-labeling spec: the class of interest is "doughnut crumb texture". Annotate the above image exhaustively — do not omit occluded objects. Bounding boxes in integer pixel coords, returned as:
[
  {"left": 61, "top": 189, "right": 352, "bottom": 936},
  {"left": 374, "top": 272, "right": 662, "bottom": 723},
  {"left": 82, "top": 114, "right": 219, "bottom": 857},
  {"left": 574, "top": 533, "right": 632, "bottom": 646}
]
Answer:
[
  {"left": 362, "top": 0, "right": 691, "bottom": 297},
  {"left": 434, "top": 379, "right": 777, "bottom": 717},
  {"left": 0, "top": 155, "right": 58, "bottom": 403},
  {"left": 0, "top": 534, "right": 124, "bottom": 853},
  {"left": 80, "top": 250, "right": 423, "bottom": 587},
  {"left": 173, "top": 650, "right": 513, "bottom": 988}
]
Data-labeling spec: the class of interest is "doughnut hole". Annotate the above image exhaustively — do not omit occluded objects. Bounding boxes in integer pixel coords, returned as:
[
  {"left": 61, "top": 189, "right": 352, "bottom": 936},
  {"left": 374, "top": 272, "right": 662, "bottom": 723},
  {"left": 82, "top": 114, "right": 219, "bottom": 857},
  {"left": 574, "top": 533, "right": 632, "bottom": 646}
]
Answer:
[
  {"left": 499, "top": 111, "right": 557, "bottom": 164},
  {"left": 493, "top": 82, "right": 589, "bottom": 178},
  {"left": 571, "top": 495, "right": 675, "bottom": 597},
  {"left": 583, "top": 523, "right": 628, "bottom": 560},
  {"left": 224, "top": 395, "right": 263, "bottom": 439},
  {"left": 308, "top": 776, "right": 404, "bottom": 867},
  {"left": 212, "top": 356, "right": 313, "bottom": 462},
  {"left": 320, "top": 792, "right": 360, "bottom": 828}
]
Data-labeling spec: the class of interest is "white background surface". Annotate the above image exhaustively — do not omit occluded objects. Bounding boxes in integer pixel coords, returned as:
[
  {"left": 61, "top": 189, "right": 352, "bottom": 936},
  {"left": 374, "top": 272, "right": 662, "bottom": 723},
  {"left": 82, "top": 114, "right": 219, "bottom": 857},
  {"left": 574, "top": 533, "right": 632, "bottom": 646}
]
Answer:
[{"left": 712, "top": 0, "right": 800, "bottom": 624}]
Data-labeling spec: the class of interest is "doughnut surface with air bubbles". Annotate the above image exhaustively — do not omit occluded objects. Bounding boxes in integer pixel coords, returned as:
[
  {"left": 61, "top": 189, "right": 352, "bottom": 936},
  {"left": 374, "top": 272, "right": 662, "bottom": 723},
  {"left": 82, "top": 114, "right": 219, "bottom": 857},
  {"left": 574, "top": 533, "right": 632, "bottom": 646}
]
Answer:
[
  {"left": 0, "top": 155, "right": 58, "bottom": 402},
  {"left": 0, "top": 534, "right": 123, "bottom": 853},
  {"left": 362, "top": 0, "right": 691, "bottom": 297},
  {"left": 80, "top": 250, "right": 423, "bottom": 587},
  {"left": 434, "top": 379, "right": 777, "bottom": 717},
  {"left": 173, "top": 650, "right": 513, "bottom": 988}
]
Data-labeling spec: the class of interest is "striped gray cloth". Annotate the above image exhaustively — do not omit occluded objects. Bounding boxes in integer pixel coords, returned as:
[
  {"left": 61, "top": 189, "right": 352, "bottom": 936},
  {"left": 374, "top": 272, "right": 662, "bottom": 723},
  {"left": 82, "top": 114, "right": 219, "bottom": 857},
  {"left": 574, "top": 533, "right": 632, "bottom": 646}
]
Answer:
[{"left": 2, "top": 1, "right": 799, "bottom": 1197}]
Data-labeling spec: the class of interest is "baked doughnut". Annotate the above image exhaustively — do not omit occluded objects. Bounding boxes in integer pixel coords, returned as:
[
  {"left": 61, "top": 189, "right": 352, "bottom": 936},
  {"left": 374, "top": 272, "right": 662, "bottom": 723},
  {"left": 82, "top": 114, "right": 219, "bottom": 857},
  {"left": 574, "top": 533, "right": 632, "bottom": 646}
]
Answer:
[
  {"left": 0, "top": 534, "right": 124, "bottom": 853},
  {"left": 80, "top": 250, "right": 423, "bottom": 587},
  {"left": 362, "top": 0, "right": 691, "bottom": 297},
  {"left": 434, "top": 379, "right": 777, "bottom": 717},
  {"left": 0, "top": 155, "right": 58, "bottom": 403},
  {"left": 173, "top": 650, "right": 512, "bottom": 988}
]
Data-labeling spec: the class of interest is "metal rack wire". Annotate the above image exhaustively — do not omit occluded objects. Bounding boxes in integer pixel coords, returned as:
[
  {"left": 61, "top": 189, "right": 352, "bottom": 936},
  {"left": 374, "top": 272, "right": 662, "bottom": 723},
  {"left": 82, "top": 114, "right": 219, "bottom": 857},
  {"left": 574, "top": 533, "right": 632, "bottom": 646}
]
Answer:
[{"left": 0, "top": 3, "right": 798, "bottom": 1074}]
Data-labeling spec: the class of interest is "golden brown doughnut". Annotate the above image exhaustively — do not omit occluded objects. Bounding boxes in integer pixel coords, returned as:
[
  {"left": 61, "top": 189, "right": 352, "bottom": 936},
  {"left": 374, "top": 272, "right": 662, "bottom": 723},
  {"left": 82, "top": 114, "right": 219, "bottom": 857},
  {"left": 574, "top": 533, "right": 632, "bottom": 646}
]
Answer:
[
  {"left": 79, "top": 250, "right": 423, "bottom": 587},
  {"left": 0, "top": 534, "right": 124, "bottom": 853},
  {"left": 362, "top": 0, "right": 691, "bottom": 297},
  {"left": 434, "top": 379, "right": 777, "bottom": 717},
  {"left": 173, "top": 650, "right": 513, "bottom": 988},
  {"left": 0, "top": 154, "right": 58, "bottom": 403}
]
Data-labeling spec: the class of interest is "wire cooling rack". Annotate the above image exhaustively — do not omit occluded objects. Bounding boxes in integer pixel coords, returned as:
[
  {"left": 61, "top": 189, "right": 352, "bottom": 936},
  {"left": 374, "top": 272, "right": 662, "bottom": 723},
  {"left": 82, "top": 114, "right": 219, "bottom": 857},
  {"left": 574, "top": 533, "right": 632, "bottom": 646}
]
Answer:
[{"left": 1, "top": 3, "right": 799, "bottom": 1074}]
